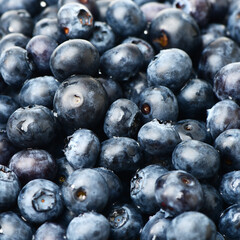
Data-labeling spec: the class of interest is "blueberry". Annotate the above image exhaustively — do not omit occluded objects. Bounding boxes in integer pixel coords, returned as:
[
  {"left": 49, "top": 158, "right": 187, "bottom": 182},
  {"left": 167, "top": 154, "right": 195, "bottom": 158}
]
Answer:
[
  {"left": 172, "top": 139, "right": 220, "bottom": 180},
  {"left": 0, "top": 46, "right": 35, "bottom": 88},
  {"left": 89, "top": 21, "right": 116, "bottom": 55},
  {"left": 0, "top": 211, "right": 32, "bottom": 240},
  {"left": 64, "top": 128, "right": 100, "bottom": 169},
  {"left": 138, "top": 119, "right": 181, "bottom": 157},
  {"left": 67, "top": 212, "right": 110, "bottom": 240},
  {"left": 213, "top": 62, "right": 240, "bottom": 104},
  {"left": 8, "top": 149, "right": 57, "bottom": 185},
  {"left": 149, "top": 8, "right": 201, "bottom": 57},
  {"left": 107, "top": 203, "right": 143, "bottom": 240},
  {"left": 219, "top": 171, "right": 240, "bottom": 205},
  {"left": 174, "top": 119, "right": 212, "bottom": 143},
  {"left": 17, "top": 179, "right": 64, "bottom": 225},
  {"left": 227, "top": 8, "right": 240, "bottom": 45},
  {"left": 122, "top": 37, "right": 155, "bottom": 69},
  {"left": 166, "top": 211, "right": 217, "bottom": 240},
  {"left": 61, "top": 168, "right": 109, "bottom": 214},
  {"left": 173, "top": 0, "right": 211, "bottom": 27},
  {"left": 0, "top": 9, "right": 34, "bottom": 37},
  {"left": 177, "top": 78, "right": 216, "bottom": 120},
  {"left": 214, "top": 129, "right": 240, "bottom": 172},
  {"left": 19, "top": 76, "right": 60, "bottom": 109},
  {"left": 140, "top": 210, "right": 172, "bottom": 240},
  {"left": 155, "top": 170, "right": 204, "bottom": 216},
  {"left": 50, "top": 39, "right": 100, "bottom": 81},
  {"left": 206, "top": 99, "right": 240, "bottom": 139},
  {"left": 130, "top": 164, "right": 168, "bottom": 214},
  {"left": 147, "top": 48, "right": 192, "bottom": 93},
  {"left": 58, "top": 3, "right": 94, "bottom": 39},
  {"left": 100, "top": 43, "right": 144, "bottom": 81},
  {"left": 26, "top": 35, "right": 58, "bottom": 75},
  {"left": 34, "top": 222, "right": 66, "bottom": 240},
  {"left": 6, "top": 105, "right": 57, "bottom": 148},
  {"left": 106, "top": 0, "right": 146, "bottom": 38},
  {"left": 0, "top": 165, "right": 21, "bottom": 211},
  {"left": 33, "top": 18, "right": 67, "bottom": 43},
  {"left": 99, "top": 137, "right": 142, "bottom": 172},
  {"left": 103, "top": 98, "right": 141, "bottom": 139},
  {"left": 138, "top": 86, "right": 179, "bottom": 124},
  {"left": 218, "top": 204, "right": 240, "bottom": 240},
  {"left": 53, "top": 75, "right": 108, "bottom": 134},
  {"left": 198, "top": 37, "right": 240, "bottom": 84}
]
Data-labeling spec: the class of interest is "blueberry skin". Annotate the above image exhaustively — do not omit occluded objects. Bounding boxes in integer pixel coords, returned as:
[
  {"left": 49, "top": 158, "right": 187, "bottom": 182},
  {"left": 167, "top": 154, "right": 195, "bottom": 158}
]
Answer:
[
  {"left": 0, "top": 95, "right": 18, "bottom": 124},
  {"left": 89, "top": 21, "right": 116, "bottom": 55},
  {"left": 67, "top": 212, "right": 110, "bottom": 240},
  {"left": 177, "top": 78, "right": 216, "bottom": 120},
  {"left": 100, "top": 43, "right": 143, "bottom": 81},
  {"left": 140, "top": 210, "right": 172, "bottom": 240},
  {"left": 34, "top": 222, "right": 66, "bottom": 240},
  {"left": 50, "top": 39, "right": 100, "bottom": 81},
  {"left": 218, "top": 204, "right": 240, "bottom": 240},
  {"left": 0, "top": 46, "right": 35, "bottom": 88},
  {"left": 149, "top": 8, "right": 201, "bottom": 57},
  {"left": 53, "top": 75, "right": 108, "bottom": 134},
  {"left": 95, "top": 167, "right": 123, "bottom": 204},
  {"left": 138, "top": 86, "right": 179, "bottom": 124},
  {"left": 0, "top": 130, "right": 18, "bottom": 166},
  {"left": 61, "top": 168, "right": 109, "bottom": 214},
  {"left": 219, "top": 171, "right": 240, "bottom": 205},
  {"left": 103, "top": 98, "right": 141, "bottom": 139},
  {"left": 166, "top": 211, "right": 217, "bottom": 240},
  {"left": 172, "top": 139, "right": 220, "bottom": 180},
  {"left": 0, "top": 9, "right": 34, "bottom": 37},
  {"left": 200, "top": 183, "right": 224, "bottom": 223},
  {"left": 174, "top": 119, "right": 212, "bottom": 143},
  {"left": 58, "top": 3, "right": 94, "bottom": 39},
  {"left": 206, "top": 99, "right": 240, "bottom": 139},
  {"left": 18, "top": 179, "right": 63, "bottom": 225},
  {"left": 107, "top": 203, "right": 143, "bottom": 240},
  {"left": 64, "top": 128, "right": 100, "bottom": 169},
  {"left": 155, "top": 170, "right": 204, "bottom": 216},
  {"left": 213, "top": 62, "right": 240, "bottom": 104},
  {"left": 0, "top": 165, "right": 21, "bottom": 211},
  {"left": 138, "top": 119, "right": 181, "bottom": 156},
  {"left": 6, "top": 105, "right": 57, "bottom": 148},
  {"left": 214, "top": 129, "right": 240, "bottom": 172},
  {"left": 106, "top": 0, "right": 146, "bottom": 38},
  {"left": 227, "top": 8, "right": 240, "bottom": 45},
  {"left": 19, "top": 76, "right": 60, "bottom": 109},
  {"left": 130, "top": 164, "right": 168, "bottom": 214},
  {"left": 26, "top": 35, "right": 58, "bottom": 75},
  {"left": 55, "top": 157, "right": 74, "bottom": 186},
  {"left": 147, "top": 48, "right": 192, "bottom": 93},
  {"left": 8, "top": 149, "right": 57, "bottom": 185},
  {"left": 198, "top": 37, "right": 240, "bottom": 84},
  {"left": 99, "top": 137, "right": 142, "bottom": 172},
  {"left": 0, "top": 211, "right": 32, "bottom": 240},
  {"left": 122, "top": 37, "right": 155, "bottom": 69},
  {"left": 97, "top": 77, "right": 123, "bottom": 106},
  {"left": 33, "top": 18, "right": 67, "bottom": 44},
  {"left": 0, "top": 33, "right": 29, "bottom": 57}
]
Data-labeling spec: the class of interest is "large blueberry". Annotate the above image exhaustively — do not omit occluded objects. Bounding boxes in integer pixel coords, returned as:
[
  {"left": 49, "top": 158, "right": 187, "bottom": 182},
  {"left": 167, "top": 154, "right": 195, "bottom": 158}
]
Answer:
[
  {"left": 53, "top": 75, "right": 108, "bottom": 134},
  {"left": 50, "top": 39, "right": 99, "bottom": 81}
]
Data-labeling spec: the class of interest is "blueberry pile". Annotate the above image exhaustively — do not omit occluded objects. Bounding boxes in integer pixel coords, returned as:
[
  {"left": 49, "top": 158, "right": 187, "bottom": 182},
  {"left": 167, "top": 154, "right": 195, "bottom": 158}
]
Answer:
[{"left": 0, "top": 0, "right": 240, "bottom": 239}]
